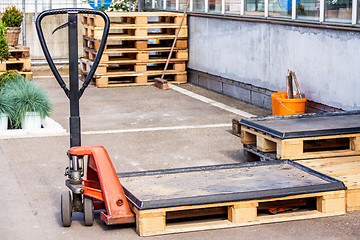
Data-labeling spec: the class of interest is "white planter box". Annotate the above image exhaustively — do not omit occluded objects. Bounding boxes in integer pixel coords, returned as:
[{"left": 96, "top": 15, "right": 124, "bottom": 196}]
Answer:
[
  {"left": 0, "top": 117, "right": 66, "bottom": 139},
  {"left": 21, "top": 112, "right": 41, "bottom": 130},
  {"left": 0, "top": 113, "right": 8, "bottom": 130}
]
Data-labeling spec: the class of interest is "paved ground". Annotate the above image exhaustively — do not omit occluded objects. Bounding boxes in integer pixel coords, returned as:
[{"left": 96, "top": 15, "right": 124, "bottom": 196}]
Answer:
[{"left": 1, "top": 76, "right": 359, "bottom": 240}]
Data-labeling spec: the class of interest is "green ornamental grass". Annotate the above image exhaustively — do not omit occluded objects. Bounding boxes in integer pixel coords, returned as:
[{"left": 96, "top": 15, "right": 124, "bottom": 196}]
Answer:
[
  {"left": 0, "top": 89, "right": 13, "bottom": 116},
  {"left": 2, "top": 76, "right": 52, "bottom": 128}
]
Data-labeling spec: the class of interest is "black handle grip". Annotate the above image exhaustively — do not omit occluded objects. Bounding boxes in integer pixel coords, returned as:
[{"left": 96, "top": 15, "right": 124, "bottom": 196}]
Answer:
[{"left": 35, "top": 8, "right": 110, "bottom": 98}]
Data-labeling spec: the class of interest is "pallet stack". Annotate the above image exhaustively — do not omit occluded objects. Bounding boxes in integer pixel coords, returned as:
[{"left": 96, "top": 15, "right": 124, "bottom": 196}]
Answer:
[
  {"left": 81, "top": 12, "right": 188, "bottom": 87},
  {"left": 0, "top": 45, "right": 33, "bottom": 79},
  {"left": 232, "top": 114, "right": 360, "bottom": 212}
]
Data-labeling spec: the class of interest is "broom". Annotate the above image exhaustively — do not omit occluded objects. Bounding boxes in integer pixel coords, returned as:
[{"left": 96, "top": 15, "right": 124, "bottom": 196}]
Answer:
[{"left": 154, "top": 0, "right": 191, "bottom": 90}]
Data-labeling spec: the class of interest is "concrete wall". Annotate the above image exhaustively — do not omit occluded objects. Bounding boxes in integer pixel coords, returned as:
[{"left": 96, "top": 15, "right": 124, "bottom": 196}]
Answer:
[
  {"left": 21, "top": 13, "right": 84, "bottom": 60},
  {"left": 188, "top": 16, "right": 360, "bottom": 110}
]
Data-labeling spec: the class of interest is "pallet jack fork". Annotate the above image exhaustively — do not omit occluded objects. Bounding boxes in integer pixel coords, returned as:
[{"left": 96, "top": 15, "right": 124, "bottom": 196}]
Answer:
[{"left": 36, "top": 9, "right": 134, "bottom": 227}]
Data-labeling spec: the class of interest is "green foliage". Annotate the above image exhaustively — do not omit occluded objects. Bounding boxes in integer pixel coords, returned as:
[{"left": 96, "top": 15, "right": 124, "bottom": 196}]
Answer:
[
  {"left": 0, "top": 90, "right": 13, "bottom": 116},
  {"left": 83, "top": 0, "right": 136, "bottom": 12},
  {"left": 1, "top": 6, "right": 23, "bottom": 28},
  {"left": 0, "top": 70, "right": 21, "bottom": 88},
  {"left": 0, "top": 22, "right": 8, "bottom": 62},
  {"left": 2, "top": 76, "right": 52, "bottom": 128}
]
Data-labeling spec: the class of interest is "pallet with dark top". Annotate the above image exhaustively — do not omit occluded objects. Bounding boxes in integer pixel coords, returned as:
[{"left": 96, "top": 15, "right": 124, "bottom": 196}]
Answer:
[
  {"left": 236, "top": 112, "right": 360, "bottom": 160},
  {"left": 118, "top": 160, "right": 345, "bottom": 236},
  {"left": 241, "top": 125, "right": 360, "bottom": 160}
]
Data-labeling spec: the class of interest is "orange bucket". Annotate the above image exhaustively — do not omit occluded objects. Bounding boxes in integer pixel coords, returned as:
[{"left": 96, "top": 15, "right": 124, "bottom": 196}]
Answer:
[{"left": 271, "top": 92, "right": 306, "bottom": 116}]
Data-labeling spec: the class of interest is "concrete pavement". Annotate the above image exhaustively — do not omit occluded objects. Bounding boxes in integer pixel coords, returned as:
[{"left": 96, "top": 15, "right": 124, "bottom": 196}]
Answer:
[{"left": 0, "top": 77, "right": 359, "bottom": 240}]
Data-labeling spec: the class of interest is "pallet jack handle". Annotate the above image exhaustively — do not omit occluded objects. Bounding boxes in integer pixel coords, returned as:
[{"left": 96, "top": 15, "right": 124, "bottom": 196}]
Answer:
[
  {"left": 36, "top": 8, "right": 110, "bottom": 147},
  {"left": 36, "top": 8, "right": 109, "bottom": 97}
]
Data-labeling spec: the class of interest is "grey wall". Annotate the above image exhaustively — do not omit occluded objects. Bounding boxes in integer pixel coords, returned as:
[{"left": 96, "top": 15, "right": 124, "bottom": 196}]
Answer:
[
  {"left": 21, "top": 13, "right": 83, "bottom": 60},
  {"left": 188, "top": 16, "right": 360, "bottom": 111}
]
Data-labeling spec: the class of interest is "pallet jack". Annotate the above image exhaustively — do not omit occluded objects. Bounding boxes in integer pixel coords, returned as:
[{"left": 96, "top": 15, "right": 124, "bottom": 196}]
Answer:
[
  {"left": 36, "top": 9, "right": 135, "bottom": 227},
  {"left": 35, "top": 9, "right": 347, "bottom": 234}
]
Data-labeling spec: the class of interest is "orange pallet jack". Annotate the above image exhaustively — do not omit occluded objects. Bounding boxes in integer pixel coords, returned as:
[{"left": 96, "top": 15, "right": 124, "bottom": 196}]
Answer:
[{"left": 36, "top": 9, "right": 135, "bottom": 227}]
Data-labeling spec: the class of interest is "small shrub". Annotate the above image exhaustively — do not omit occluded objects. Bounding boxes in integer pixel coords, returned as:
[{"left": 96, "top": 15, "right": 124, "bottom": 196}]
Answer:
[
  {"left": 2, "top": 76, "right": 52, "bottom": 128},
  {"left": 0, "top": 70, "right": 21, "bottom": 88},
  {"left": 1, "top": 6, "right": 23, "bottom": 28},
  {"left": 0, "top": 22, "right": 8, "bottom": 62}
]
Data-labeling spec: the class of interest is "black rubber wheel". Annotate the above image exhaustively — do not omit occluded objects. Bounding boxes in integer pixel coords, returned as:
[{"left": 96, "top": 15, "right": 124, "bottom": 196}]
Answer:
[
  {"left": 61, "top": 191, "right": 72, "bottom": 227},
  {"left": 83, "top": 195, "right": 94, "bottom": 226}
]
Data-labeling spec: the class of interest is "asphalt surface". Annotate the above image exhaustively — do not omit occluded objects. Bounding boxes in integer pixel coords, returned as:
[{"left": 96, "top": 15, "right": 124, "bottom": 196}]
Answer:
[{"left": 1, "top": 76, "right": 359, "bottom": 240}]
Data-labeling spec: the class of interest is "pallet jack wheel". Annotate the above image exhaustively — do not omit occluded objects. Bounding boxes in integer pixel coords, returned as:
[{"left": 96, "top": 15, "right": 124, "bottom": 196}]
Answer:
[
  {"left": 61, "top": 191, "right": 72, "bottom": 227},
  {"left": 83, "top": 195, "right": 94, "bottom": 226}
]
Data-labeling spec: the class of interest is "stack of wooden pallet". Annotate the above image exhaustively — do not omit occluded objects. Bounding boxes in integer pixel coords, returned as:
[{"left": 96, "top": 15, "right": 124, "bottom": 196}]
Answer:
[
  {"left": 0, "top": 45, "right": 33, "bottom": 79},
  {"left": 232, "top": 112, "right": 360, "bottom": 212},
  {"left": 81, "top": 12, "right": 188, "bottom": 87}
]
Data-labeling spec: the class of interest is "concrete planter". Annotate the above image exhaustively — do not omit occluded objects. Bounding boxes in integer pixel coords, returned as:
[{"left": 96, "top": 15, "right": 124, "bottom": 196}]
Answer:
[
  {"left": 0, "top": 113, "right": 8, "bottom": 130},
  {"left": 21, "top": 112, "right": 41, "bottom": 130}
]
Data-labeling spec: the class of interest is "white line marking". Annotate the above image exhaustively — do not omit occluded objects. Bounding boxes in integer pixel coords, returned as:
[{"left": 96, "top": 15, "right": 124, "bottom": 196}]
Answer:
[
  {"left": 82, "top": 123, "right": 231, "bottom": 135},
  {"left": 169, "top": 84, "right": 256, "bottom": 118}
]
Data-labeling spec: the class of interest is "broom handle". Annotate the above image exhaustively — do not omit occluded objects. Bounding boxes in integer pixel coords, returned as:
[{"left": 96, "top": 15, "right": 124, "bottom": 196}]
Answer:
[
  {"left": 133, "top": 0, "right": 140, "bottom": 11},
  {"left": 291, "top": 71, "right": 302, "bottom": 94},
  {"left": 160, "top": 0, "right": 190, "bottom": 79}
]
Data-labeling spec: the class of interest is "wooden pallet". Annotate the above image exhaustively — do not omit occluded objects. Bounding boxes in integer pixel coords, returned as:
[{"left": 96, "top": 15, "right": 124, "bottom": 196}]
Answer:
[
  {"left": 83, "top": 36, "right": 187, "bottom": 51},
  {"left": 81, "top": 58, "right": 186, "bottom": 76},
  {"left": 240, "top": 125, "right": 360, "bottom": 160},
  {"left": 8, "top": 45, "right": 30, "bottom": 59},
  {"left": 83, "top": 46, "right": 188, "bottom": 63},
  {"left": 298, "top": 156, "right": 360, "bottom": 211},
  {"left": 83, "top": 24, "right": 188, "bottom": 39},
  {"left": 129, "top": 190, "right": 345, "bottom": 236},
  {"left": 0, "top": 58, "right": 31, "bottom": 72},
  {"left": 86, "top": 71, "right": 187, "bottom": 88},
  {"left": 82, "top": 12, "right": 186, "bottom": 27}
]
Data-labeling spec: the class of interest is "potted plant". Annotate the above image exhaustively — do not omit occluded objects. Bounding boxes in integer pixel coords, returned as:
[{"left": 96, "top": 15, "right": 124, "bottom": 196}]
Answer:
[
  {"left": 0, "top": 22, "right": 9, "bottom": 62},
  {"left": 2, "top": 75, "right": 52, "bottom": 129},
  {"left": 0, "top": 92, "right": 12, "bottom": 130},
  {"left": 1, "top": 6, "right": 23, "bottom": 46}
]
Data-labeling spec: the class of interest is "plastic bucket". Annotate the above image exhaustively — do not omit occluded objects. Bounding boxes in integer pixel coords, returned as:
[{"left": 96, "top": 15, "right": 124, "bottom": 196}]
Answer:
[{"left": 271, "top": 92, "right": 306, "bottom": 116}]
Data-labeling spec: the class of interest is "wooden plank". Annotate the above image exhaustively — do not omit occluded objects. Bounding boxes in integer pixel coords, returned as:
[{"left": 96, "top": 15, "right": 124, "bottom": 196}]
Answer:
[
  {"left": 232, "top": 118, "right": 241, "bottom": 137},
  {"left": 94, "top": 73, "right": 187, "bottom": 88},
  {"left": 346, "top": 189, "right": 360, "bottom": 211},
  {"left": 297, "top": 156, "right": 360, "bottom": 167}
]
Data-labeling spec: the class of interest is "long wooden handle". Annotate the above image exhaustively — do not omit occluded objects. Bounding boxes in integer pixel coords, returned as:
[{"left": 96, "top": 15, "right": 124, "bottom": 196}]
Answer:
[
  {"left": 286, "top": 71, "right": 294, "bottom": 99},
  {"left": 291, "top": 71, "right": 301, "bottom": 93},
  {"left": 160, "top": 0, "right": 190, "bottom": 79},
  {"left": 133, "top": 0, "right": 140, "bottom": 11}
]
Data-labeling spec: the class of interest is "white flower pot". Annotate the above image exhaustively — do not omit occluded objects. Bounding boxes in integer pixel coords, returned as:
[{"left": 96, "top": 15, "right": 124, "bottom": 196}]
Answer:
[
  {"left": 0, "top": 113, "right": 8, "bottom": 130},
  {"left": 21, "top": 112, "right": 41, "bottom": 130}
]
